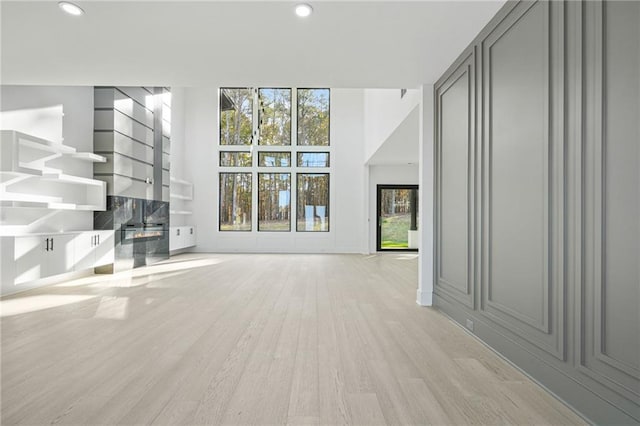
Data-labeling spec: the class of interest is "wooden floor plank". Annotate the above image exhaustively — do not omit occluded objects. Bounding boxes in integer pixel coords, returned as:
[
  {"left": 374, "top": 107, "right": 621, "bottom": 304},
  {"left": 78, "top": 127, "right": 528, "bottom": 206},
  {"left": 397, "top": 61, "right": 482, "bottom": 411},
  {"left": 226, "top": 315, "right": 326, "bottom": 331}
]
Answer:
[{"left": 0, "top": 253, "right": 586, "bottom": 425}]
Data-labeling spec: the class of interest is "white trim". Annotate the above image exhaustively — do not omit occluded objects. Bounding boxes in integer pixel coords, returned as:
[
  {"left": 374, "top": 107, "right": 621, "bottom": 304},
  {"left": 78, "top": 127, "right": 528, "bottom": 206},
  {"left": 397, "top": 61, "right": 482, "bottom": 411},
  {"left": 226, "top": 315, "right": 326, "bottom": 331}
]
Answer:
[
  {"left": 417, "top": 84, "right": 435, "bottom": 307},
  {"left": 416, "top": 289, "right": 433, "bottom": 306}
]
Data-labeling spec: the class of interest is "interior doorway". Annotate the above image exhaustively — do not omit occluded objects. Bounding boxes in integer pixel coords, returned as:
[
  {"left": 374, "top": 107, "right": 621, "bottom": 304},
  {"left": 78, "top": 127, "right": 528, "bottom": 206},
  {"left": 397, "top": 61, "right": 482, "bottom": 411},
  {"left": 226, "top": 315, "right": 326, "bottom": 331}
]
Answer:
[{"left": 376, "top": 185, "right": 419, "bottom": 252}]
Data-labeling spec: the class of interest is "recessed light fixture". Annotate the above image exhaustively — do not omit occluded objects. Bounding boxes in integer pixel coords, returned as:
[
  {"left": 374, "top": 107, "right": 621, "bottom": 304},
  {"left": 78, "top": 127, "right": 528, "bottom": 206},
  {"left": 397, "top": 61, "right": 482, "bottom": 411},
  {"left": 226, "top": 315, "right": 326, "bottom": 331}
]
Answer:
[
  {"left": 295, "top": 3, "right": 313, "bottom": 17},
  {"left": 58, "top": 1, "right": 84, "bottom": 16}
]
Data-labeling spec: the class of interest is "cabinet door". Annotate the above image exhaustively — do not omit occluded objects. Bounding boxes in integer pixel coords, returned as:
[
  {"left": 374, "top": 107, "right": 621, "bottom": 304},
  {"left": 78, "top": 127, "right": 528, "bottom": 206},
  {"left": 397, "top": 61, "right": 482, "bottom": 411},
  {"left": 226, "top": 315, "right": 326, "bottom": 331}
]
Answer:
[
  {"left": 169, "top": 227, "right": 181, "bottom": 251},
  {"left": 73, "top": 232, "right": 96, "bottom": 271},
  {"left": 185, "top": 227, "right": 195, "bottom": 248},
  {"left": 46, "top": 234, "right": 75, "bottom": 277},
  {"left": 94, "top": 231, "right": 114, "bottom": 267},
  {"left": 14, "top": 236, "right": 46, "bottom": 284}
]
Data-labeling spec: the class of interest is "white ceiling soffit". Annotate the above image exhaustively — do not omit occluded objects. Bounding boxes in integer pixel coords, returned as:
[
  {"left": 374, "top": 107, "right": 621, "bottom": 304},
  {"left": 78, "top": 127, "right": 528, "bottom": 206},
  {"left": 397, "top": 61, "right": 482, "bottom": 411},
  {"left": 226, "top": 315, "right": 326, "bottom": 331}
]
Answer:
[{"left": 0, "top": 1, "right": 505, "bottom": 88}]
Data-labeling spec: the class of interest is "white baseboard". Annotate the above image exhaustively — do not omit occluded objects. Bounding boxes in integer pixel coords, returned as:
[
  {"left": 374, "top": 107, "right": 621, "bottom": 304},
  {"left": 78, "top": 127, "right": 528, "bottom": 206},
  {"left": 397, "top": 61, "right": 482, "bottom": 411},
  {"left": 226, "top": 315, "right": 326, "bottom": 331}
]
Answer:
[{"left": 416, "top": 289, "right": 432, "bottom": 306}]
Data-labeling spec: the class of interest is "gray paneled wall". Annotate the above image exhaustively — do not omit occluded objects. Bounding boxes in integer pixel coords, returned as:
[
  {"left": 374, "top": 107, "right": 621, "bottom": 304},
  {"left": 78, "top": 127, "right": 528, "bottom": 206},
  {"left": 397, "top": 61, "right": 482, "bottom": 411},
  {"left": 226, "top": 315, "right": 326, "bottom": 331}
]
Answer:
[
  {"left": 93, "top": 86, "right": 171, "bottom": 202},
  {"left": 433, "top": 0, "right": 640, "bottom": 424}
]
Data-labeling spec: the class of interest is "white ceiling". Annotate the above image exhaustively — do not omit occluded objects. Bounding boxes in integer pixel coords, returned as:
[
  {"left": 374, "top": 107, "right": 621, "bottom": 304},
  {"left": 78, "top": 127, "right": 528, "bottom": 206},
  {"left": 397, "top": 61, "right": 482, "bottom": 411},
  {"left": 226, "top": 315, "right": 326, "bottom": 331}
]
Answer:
[{"left": 1, "top": 0, "right": 505, "bottom": 88}]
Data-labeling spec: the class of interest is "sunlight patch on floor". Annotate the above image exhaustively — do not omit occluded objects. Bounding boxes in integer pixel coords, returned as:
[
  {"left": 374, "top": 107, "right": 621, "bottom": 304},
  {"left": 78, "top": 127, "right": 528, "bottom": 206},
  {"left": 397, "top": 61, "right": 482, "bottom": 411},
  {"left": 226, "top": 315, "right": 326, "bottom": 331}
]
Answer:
[
  {"left": 94, "top": 296, "right": 129, "bottom": 320},
  {"left": 0, "top": 294, "right": 97, "bottom": 317},
  {"left": 52, "top": 257, "right": 226, "bottom": 289}
]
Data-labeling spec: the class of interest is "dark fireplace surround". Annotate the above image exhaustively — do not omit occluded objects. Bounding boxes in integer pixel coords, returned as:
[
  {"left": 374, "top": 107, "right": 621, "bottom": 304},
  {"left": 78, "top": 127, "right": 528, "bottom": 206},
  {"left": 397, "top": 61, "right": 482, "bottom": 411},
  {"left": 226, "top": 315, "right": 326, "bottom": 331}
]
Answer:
[{"left": 95, "top": 196, "right": 169, "bottom": 272}]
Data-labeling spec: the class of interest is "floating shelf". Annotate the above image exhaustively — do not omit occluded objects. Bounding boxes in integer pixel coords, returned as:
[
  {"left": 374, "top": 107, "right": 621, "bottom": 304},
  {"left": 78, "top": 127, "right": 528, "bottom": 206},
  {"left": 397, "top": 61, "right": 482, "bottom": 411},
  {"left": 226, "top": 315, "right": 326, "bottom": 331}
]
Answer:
[
  {"left": 0, "top": 172, "right": 33, "bottom": 189},
  {"left": 170, "top": 193, "right": 192, "bottom": 200},
  {"left": 170, "top": 177, "right": 191, "bottom": 185},
  {"left": 169, "top": 210, "right": 193, "bottom": 215},
  {"left": 41, "top": 173, "right": 105, "bottom": 186},
  {"left": 70, "top": 152, "right": 107, "bottom": 163},
  {"left": 0, "top": 192, "right": 63, "bottom": 204},
  {"left": 1, "top": 130, "right": 107, "bottom": 212}
]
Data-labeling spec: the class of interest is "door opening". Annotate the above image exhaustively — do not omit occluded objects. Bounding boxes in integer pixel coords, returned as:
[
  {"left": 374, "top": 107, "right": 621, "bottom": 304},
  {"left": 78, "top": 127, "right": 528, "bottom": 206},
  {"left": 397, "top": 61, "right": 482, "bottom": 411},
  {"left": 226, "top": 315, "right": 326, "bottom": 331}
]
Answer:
[{"left": 376, "top": 185, "right": 419, "bottom": 252}]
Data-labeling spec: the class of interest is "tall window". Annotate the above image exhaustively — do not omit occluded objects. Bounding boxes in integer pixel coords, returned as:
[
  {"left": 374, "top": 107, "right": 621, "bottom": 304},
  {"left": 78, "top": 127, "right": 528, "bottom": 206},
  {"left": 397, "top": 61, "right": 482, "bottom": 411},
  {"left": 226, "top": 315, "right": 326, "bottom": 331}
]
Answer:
[
  {"left": 297, "top": 89, "right": 330, "bottom": 146},
  {"left": 219, "top": 88, "right": 330, "bottom": 232},
  {"left": 297, "top": 174, "right": 329, "bottom": 231},
  {"left": 258, "top": 173, "right": 291, "bottom": 231},
  {"left": 219, "top": 173, "right": 252, "bottom": 231},
  {"left": 220, "top": 88, "right": 253, "bottom": 145},
  {"left": 258, "top": 88, "right": 291, "bottom": 146}
]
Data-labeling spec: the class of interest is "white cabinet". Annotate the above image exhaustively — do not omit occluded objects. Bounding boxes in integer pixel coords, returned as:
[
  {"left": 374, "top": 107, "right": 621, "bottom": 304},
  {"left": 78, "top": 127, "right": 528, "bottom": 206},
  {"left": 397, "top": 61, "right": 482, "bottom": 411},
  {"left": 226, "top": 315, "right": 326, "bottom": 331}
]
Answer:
[
  {"left": 13, "top": 234, "right": 75, "bottom": 284},
  {"left": 1, "top": 230, "right": 115, "bottom": 295},
  {"left": 94, "top": 231, "right": 114, "bottom": 267},
  {"left": 169, "top": 226, "right": 196, "bottom": 252},
  {"left": 73, "top": 231, "right": 114, "bottom": 271}
]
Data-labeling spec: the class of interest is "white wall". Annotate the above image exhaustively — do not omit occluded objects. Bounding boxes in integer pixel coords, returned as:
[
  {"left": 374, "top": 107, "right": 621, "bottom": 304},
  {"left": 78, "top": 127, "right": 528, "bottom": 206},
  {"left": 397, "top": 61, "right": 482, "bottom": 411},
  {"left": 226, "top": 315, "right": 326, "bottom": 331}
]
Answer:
[
  {"left": 363, "top": 88, "right": 420, "bottom": 163},
  {"left": 0, "top": 85, "right": 94, "bottom": 233},
  {"left": 367, "top": 164, "right": 419, "bottom": 253},
  {"left": 184, "top": 88, "right": 366, "bottom": 253}
]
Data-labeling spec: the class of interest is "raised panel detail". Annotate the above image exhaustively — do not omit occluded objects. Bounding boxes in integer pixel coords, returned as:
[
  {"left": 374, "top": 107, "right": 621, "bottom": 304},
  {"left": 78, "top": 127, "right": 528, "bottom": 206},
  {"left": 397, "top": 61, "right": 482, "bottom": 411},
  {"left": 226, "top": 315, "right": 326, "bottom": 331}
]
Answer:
[
  {"left": 580, "top": 0, "right": 640, "bottom": 400},
  {"left": 601, "top": 0, "right": 640, "bottom": 375},
  {"left": 480, "top": 0, "right": 564, "bottom": 359},
  {"left": 433, "top": 0, "right": 639, "bottom": 421},
  {"left": 435, "top": 50, "right": 475, "bottom": 309}
]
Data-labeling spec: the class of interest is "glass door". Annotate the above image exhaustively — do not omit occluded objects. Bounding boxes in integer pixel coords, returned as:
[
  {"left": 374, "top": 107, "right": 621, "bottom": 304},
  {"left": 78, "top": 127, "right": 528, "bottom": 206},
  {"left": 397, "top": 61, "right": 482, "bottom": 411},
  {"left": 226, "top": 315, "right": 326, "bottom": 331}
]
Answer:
[{"left": 377, "top": 185, "right": 419, "bottom": 251}]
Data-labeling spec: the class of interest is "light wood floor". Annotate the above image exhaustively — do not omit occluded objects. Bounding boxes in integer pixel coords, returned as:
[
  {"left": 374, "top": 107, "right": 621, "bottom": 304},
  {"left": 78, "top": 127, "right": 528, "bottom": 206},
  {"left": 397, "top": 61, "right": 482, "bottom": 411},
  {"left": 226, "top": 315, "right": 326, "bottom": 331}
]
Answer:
[{"left": 1, "top": 253, "right": 584, "bottom": 425}]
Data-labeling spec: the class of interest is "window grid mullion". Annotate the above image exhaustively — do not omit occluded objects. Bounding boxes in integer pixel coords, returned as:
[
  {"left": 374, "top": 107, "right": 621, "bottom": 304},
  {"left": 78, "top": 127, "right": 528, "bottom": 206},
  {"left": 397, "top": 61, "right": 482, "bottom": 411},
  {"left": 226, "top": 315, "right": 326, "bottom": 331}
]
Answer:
[{"left": 219, "top": 87, "right": 331, "bottom": 233}]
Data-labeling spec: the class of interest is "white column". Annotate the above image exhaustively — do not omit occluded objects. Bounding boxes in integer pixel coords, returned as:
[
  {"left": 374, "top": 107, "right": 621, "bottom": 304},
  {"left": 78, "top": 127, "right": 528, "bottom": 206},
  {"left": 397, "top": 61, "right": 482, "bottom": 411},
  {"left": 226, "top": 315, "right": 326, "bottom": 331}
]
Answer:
[{"left": 417, "top": 84, "right": 434, "bottom": 306}]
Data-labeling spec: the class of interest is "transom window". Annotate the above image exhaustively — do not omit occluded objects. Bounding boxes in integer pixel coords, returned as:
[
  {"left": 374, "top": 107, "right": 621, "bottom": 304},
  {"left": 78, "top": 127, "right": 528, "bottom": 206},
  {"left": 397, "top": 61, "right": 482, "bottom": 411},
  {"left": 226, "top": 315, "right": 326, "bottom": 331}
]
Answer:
[{"left": 218, "top": 88, "right": 331, "bottom": 232}]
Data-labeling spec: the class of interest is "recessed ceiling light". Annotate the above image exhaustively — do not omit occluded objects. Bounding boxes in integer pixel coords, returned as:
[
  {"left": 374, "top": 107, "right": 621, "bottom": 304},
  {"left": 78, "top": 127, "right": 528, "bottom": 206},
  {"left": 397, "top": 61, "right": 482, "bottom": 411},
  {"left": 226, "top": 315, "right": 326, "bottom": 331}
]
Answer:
[
  {"left": 58, "top": 1, "right": 84, "bottom": 16},
  {"left": 295, "top": 3, "right": 313, "bottom": 18}
]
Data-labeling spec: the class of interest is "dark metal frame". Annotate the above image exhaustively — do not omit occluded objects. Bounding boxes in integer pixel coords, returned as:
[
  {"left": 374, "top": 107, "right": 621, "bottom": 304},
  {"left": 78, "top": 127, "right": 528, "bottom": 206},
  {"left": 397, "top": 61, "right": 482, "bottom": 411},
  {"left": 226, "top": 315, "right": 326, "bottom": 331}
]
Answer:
[
  {"left": 376, "top": 184, "right": 419, "bottom": 252},
  {"left": 296, "top": 173, "right": 330, "bottom": 232},
  {"left": 257, "top": 172, "right": 292, "bottom": 232},
  {"left": 218, "top": 172, "right": 253, "bottom": 232}
]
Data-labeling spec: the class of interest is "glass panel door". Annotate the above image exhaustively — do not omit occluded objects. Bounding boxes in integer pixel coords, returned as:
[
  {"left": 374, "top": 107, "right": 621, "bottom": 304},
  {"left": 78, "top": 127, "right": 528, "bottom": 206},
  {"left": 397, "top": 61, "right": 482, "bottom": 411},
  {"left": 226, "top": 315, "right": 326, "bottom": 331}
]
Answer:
[{"left": 377, "top": 185, "right": 419, "bottom": 251}]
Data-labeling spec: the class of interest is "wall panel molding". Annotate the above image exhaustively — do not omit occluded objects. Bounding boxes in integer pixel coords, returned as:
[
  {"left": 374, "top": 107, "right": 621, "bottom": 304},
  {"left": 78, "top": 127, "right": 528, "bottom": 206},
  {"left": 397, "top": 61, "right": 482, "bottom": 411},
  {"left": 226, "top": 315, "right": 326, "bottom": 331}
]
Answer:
[
  {"left": 577, "top": 0, "right": 640, "bottom": 403},
  {"left": 434, "top": 48, "right": 476, "bottom": 309},
  {"left": 433, "top": 0, "right": 639, "bottom": 422},
  {"left": 479, "top": 0, "right": 565, "bottom": 360}
]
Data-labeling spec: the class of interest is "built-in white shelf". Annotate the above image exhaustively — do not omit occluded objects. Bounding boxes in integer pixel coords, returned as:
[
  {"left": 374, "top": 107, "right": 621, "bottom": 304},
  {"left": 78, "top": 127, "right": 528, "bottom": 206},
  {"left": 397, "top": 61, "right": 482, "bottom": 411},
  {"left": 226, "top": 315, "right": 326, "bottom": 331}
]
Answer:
[
  {"left": 0, "top": 130, "right": 107, "bottom": 213},
  {"left": 169, "top": 176, "right": 195, "bottom": 253},
  {"left": 71, "top": 152, "right": 107, "bottom": 162},
  {"left": 41, "top": 173, "right": 105, "bottom": 186},
  {"left": 1, "top": 172, "right": 34, "bottom": 190},
  {"left": 170, "top": 194, "right": 191, "bottom": 200},
  {"left": 0, "top": 192, "right": 63, "bottom": 204},
  {"left": 169, "top": 176, "right": 193, "bottom": 200},
  {"left": 169, "top": 175, "right": 194, "bottom": 216}
]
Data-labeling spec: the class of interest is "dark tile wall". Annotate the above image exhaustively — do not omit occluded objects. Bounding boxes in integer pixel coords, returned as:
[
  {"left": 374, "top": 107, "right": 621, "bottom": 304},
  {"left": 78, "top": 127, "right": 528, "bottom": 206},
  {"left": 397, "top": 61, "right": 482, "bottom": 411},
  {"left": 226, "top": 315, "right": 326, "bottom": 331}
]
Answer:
[{"left": 95, "top": 196, "right": 169, "bottom": 272}]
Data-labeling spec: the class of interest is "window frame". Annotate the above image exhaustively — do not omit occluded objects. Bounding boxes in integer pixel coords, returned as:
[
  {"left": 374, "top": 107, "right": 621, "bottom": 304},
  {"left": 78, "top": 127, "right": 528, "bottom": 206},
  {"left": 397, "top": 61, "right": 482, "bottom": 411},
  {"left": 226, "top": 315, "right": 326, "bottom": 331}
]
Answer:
[
  {"left": 219, "top": 87, "right": 254, "bottom": 146},
  {"left": 218, "top": 172, "right": 253, "bottom": 232},
  {"left": 258, "top": 151, "right": 292, "bottom": 167},
  {"left": 218, "top": 87, "right": 332, "bottom": 233},
  {"left": 257, "top": 172, "right": 292, "bottom": 232},
  {"left": 296, "top": 172, "right": 330, "bottom": 232},
  {"left": 258, "top": 87, "right": 292, "bottom": 146},
  {"left": 296, "top": 88, "right": 331, "bottom": 147},
  {"left": 220, "top": 150, "right": 253, "bottom": 167}
]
